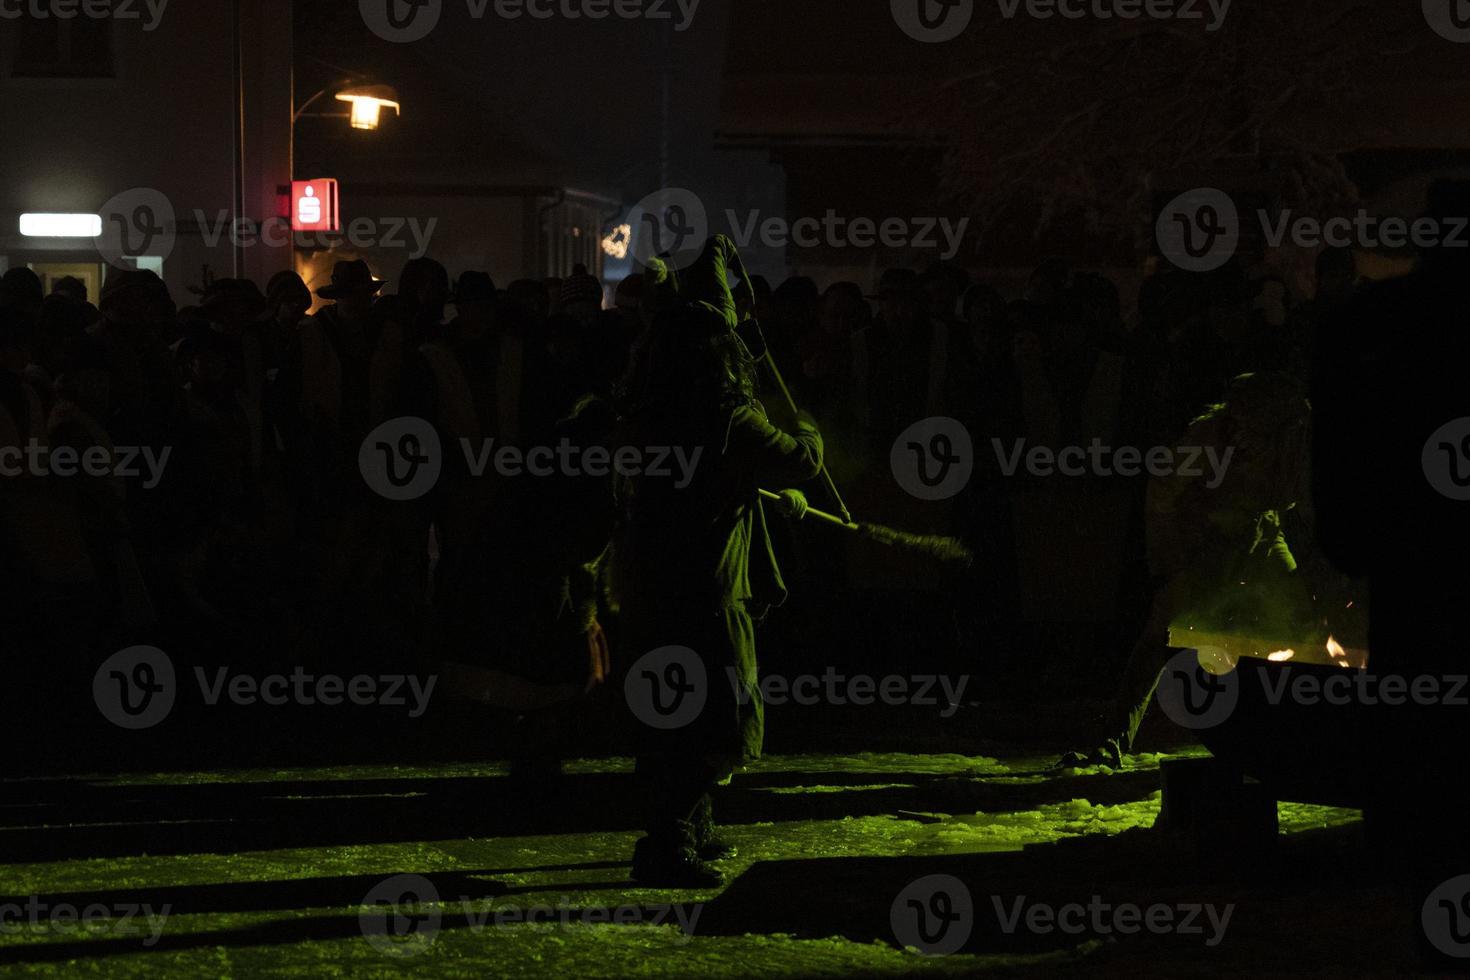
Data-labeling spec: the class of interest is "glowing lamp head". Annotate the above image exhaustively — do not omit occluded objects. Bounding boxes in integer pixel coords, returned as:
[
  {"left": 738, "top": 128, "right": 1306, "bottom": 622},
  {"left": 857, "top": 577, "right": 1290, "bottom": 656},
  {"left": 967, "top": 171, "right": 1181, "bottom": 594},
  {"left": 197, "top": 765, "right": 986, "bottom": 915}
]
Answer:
[{"left": 335, "top": 85, "right": 400, "bottom": 131}]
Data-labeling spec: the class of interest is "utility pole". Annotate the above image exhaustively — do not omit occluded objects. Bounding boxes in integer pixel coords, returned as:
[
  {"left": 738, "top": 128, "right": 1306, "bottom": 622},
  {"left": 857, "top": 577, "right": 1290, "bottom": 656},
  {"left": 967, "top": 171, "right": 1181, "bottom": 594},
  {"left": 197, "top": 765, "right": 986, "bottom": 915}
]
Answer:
[{"left": 660, "top": 19, "right": 671, "bottom": 190}]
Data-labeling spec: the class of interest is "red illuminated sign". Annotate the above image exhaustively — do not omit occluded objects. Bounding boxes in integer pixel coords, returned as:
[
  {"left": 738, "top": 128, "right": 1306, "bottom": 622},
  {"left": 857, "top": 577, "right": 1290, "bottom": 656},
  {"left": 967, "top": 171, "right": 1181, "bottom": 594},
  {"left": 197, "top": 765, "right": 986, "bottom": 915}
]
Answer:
[{"left": 291, "top": 179, "right": 339, "bottom": 233}]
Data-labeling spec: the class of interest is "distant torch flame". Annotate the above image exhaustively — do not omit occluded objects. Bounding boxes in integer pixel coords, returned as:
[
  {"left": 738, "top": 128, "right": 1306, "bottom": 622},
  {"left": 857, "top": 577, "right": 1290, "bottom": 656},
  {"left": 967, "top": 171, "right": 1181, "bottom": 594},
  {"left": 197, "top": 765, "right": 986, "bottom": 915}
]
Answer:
[
  {"left": 1326, "top": 636, "right": 1349, "bottom": 667},
  {"left": 1267, "top": 650, "right": 1295, "bottom": 662}
]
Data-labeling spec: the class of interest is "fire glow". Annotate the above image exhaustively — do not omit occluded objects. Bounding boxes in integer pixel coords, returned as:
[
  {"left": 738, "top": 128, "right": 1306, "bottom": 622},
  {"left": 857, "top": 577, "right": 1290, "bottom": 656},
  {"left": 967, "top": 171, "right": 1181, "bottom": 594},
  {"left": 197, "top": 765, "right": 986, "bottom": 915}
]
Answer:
[
  {"left": 1325, "top": 635, "right": 1358, "bottom": 668},
  {"left": 1168, "top": 626, "right": 1369, "bottom": 670}
]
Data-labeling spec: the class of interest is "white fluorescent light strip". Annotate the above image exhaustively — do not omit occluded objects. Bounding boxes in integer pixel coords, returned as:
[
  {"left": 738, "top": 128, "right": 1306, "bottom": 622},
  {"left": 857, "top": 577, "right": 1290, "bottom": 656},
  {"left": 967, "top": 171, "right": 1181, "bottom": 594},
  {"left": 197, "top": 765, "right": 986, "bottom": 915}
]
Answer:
[{"left": 19, "top": 213, "right": 103, "bottom": 238}]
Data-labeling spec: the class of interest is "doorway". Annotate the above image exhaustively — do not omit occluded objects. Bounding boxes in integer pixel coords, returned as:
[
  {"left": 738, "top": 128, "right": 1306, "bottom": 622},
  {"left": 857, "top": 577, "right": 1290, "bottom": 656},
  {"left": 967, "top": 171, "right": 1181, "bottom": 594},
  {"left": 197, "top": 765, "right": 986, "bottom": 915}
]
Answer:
[{"left": 29, "top": 262, "right": 107, "bottom": 305}]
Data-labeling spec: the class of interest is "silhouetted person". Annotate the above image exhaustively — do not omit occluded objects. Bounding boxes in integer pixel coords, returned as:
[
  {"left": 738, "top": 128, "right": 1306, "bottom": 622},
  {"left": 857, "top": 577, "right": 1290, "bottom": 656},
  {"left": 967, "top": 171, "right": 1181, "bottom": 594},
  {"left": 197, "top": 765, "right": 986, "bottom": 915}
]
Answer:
[
  {"left": 173, "top": 323, "right": 255, "bottom": 627},
  {"left": 768, "top": 275, "right": 818, "bottom": 381},
  {"left": 618, "top": 247, "right": 823, "bottom": 888},
  {"left": 48, "top": 336, "right": 156, "bottom": 635},
  {"left": 1, "top": 306, "right": 93, "bottom": 627},
  {"left": 842, "top": 268, "right": 971, "bottom": 673},
  {"left": 265, "top": 270, "right": 312, "bottom": 373},
  {"left": 87, "top": 269, "right": 182, "bottom": 603},
  {"left": 0, "top": 267, "right": 44, "bottom": 321},
  {"left": 274, "top": 259, "right": 421, "bottom": 666},
  {"left": 383, "top": 256, "right": 450, "bottom": 348},
  {"left": 34, "top": 293, "right": 97, "bottom": 386},
  {"left": 1313, "top": 181, "right": 1470, "bottom": 955},
  {"left": 796, "top": 281, "right": 868, "bottom": 414},
  {"left": 50, "top": 275, "right": 88, "bottom": 304},
  {"left": 196, "top": 279, "right": 272, "bottom": 483},
  {"left": 540, "top": 266, "right": 604, "bottom": 420},
  {"left": 1061, "top": 372, "right": 1313, "bottom": 766}
]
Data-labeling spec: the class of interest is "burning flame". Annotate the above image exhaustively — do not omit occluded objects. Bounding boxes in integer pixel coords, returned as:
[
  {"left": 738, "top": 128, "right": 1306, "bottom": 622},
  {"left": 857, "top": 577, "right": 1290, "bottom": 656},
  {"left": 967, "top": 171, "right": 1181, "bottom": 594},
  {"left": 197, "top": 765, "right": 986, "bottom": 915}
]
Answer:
[
  {"left": 1326, "top": 635, "right": 1352, "bottom": 668},
  {"left": 1266, "top": 650, "right": 1295, "bottom": 662}
]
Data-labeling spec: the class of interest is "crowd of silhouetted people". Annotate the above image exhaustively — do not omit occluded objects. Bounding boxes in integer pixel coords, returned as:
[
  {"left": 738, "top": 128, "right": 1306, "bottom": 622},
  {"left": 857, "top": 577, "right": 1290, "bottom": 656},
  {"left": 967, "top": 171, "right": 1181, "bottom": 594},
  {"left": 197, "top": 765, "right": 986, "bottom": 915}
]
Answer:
[{"left": 0, "top": 231, "right": 1381, "bottom": 763}]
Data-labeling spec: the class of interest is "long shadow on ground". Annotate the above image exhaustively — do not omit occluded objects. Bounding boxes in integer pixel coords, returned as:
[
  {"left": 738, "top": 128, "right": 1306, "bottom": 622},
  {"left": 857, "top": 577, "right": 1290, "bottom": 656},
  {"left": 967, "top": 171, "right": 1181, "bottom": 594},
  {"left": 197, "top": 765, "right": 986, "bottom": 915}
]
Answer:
[{"left": 0, "top": 766, "right": 1163, "bottom": 863}]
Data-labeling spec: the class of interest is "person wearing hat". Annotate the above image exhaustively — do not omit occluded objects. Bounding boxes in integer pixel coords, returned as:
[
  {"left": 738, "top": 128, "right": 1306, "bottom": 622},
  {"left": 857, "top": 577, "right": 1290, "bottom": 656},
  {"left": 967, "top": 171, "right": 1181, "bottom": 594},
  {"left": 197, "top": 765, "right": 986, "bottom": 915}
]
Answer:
[
  {"left": 382, "top": 257, "right": 450, "bottom": 349},
  {"left": 447, "top": 270, "right": 497, "bottom": 339},
  {"left": 265, "top": 271, "right": 312, "bottom": 353},
  {"left": 197, "top": 279, "right": 273, "bottom": 477},
  {"left": 616, "top": 275, "right": 825, "bottom": 888},
  {"left": 275, "top": 259, "right": 421, "bottom": 663},
  {"left": 282, "top": 259, "right": 400, "bottom": 435},
  {"left": 619, "top": 237, "right": 770, "bottom": 415}
]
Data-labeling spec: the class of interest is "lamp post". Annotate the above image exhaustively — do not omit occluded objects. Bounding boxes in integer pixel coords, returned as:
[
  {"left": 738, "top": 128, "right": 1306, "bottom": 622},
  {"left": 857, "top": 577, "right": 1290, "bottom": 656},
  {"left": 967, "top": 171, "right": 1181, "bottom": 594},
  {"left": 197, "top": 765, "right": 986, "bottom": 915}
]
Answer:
[
  {"left": 294, "top": 80, "right": 402, "bottom": 132},
  {"left": 288, "top": 75, "right": 401, "bottom": 303},
  {"left": 292, "top": 76, "right": 403, "bottom": 189},
  {"left": 335, "top": 85, "right": 402, "bottom": 131}
]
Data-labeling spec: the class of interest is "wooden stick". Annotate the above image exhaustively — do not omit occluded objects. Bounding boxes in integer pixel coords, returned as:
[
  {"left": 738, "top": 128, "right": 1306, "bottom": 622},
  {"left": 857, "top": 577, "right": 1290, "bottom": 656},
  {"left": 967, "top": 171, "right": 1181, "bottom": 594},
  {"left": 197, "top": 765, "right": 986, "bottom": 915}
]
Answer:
[
  {"left": 758, "top": 489, "right": 974, "bottom": 568},
  {"left": 758, "top": 488, "right": 858, "bottom": 530}
]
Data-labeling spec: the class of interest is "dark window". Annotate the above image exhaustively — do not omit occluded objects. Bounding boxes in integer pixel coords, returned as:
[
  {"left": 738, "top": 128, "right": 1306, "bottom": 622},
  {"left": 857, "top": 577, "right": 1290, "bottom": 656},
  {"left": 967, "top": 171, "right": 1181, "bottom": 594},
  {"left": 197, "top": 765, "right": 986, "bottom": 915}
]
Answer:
[{"left": 11, "top": 16, "right": 114, "bottom": 78}]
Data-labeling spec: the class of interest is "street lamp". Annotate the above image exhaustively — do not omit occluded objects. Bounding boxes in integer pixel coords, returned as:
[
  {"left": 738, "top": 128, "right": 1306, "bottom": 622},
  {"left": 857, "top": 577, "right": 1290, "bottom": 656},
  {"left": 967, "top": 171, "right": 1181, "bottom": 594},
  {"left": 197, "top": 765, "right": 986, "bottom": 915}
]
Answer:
[
  {"left": 334, "top": 84, "right": 402, "bottom": 132},
  {"left": 294, "top": 79, "right": 402, "bottom": 132},
  {"left": 287, "top": 74, "right": 401, "bottom": 308}
]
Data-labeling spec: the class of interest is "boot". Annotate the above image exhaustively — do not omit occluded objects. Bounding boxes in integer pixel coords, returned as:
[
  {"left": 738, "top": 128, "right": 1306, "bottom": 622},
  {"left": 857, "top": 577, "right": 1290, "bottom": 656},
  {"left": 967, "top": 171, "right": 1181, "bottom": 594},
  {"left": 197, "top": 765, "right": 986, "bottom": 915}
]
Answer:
[
  {"left": 691, "top": 794, "right": 737, "bottom": 861},
  {"left": 1087, "top": 737, "right": 1124, "bottom": 769},
  {"left": 1054, "top": 737, "right": 1124, "bottom": 770},
  {"left": 631, "top": 820, "right": 726, "bottom": 888}
]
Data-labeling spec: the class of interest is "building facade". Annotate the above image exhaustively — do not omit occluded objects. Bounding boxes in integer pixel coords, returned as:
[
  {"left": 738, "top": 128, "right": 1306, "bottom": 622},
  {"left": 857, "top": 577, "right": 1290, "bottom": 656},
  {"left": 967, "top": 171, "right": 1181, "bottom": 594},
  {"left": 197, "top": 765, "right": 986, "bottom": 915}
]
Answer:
[{"left": 0, "top": 0, "right": 294, "bottom": 301}]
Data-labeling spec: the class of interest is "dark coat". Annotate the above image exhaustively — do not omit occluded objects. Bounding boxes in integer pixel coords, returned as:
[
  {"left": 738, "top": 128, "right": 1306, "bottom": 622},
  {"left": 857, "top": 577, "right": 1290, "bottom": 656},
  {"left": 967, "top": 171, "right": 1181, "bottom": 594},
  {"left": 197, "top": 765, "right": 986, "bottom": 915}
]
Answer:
[{"left": 619, "top": 399, "right": 824, "bottom": 761}]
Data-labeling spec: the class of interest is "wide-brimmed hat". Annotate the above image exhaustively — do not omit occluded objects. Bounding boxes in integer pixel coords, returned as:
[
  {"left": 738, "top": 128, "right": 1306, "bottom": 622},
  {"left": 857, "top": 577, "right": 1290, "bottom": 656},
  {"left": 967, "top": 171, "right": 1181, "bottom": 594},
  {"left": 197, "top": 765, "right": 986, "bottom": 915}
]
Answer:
[
  {"left": 266, "top": 270, "right": 312, "bottom": 309},
  {"left": 450, "top": 270, "right": 497, "bottom": 304},
  {"left": 316, "top": 259, "right": 385, "bottom": 299}
]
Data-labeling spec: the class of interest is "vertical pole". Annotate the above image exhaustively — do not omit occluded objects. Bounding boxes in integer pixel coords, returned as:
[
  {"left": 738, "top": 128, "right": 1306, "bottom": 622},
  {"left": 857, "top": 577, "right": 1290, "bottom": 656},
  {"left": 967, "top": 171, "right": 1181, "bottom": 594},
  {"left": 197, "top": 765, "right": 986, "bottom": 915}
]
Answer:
[
  {"left": 660, "top": 20, "right": 671, "bottom": 190},
  {"left": 232, "top": 0, "right": 246, "bottom": 277}
]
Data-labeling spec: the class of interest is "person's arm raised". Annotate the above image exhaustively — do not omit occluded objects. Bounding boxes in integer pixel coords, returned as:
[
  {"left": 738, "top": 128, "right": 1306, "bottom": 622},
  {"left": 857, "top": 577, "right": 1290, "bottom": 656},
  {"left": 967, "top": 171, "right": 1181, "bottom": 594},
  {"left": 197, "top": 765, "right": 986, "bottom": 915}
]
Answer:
[{"left": 725, "top": 403, "right": 824, "bottom": 487}]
